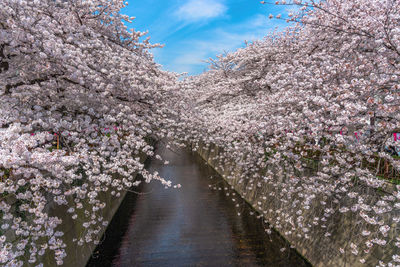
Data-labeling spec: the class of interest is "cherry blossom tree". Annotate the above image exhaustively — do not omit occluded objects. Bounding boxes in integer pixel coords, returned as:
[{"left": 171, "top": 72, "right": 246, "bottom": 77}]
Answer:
[
  {"left": 174, "top": 0, "right": 400, "bottom": 265},
  {"left": 1, "top": 0, "right": 400, "bottom": 265},
  {"left": 0, "top": 0, "right": 178, "bottom": 265}
]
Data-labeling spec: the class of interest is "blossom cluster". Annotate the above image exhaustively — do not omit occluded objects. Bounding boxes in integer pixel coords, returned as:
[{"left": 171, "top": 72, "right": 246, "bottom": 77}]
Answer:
[
  {"left": 169, "top": 0, "right": 400, "bottom": 265},
  {"left": 0, "top": 1, "right": 178, "bottom": 265}
]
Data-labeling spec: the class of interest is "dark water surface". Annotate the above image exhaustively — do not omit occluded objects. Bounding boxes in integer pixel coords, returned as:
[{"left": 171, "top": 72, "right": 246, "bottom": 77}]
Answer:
[{"left": 87, "top": 142, "right": 310, "bottom": 267}]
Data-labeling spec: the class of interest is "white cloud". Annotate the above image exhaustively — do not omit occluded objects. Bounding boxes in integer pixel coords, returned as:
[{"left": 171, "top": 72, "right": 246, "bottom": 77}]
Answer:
[
  {"left": 170, "top": 35, "right": 249, "bottom": 74},
  {"left": 169, "top": 14, "right": 276, "bottom": 74},
  {"left": 173, "top": 53, "right": 208, "bottom": 74},
  {"left": 175, "top": 0, "right": 227, "bottom": 22},
  {"left": 247, "top": 14, "right": 270, "bottom": 28}
]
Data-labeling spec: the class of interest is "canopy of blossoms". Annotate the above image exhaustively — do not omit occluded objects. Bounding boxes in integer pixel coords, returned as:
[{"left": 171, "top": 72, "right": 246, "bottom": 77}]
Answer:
[
  {"left": 0, "top": 0, "right": 179, "bottom": 265},
  {"left": 1, "top": 0, "right": 400, "bottom": 266},
  {"left": 171, "top": 0, "right": 400, "bottom": 265}
]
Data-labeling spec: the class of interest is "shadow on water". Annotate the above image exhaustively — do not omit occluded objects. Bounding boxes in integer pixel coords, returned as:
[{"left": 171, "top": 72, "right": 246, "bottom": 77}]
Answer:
[{"left": 87, "top": 142, "right": 311, "bottom": 267}]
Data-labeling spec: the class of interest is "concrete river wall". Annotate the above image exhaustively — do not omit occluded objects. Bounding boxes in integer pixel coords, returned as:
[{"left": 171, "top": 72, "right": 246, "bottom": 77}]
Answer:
[
  {"left": 195, "top": 142, "right": 400, "bottom": 267},
  {"left": 3, "top": 153, "right": 148, "bottom": 267}
]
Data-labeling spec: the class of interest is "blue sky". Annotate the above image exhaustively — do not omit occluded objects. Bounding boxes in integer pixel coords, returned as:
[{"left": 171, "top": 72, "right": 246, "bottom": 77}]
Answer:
[{"left": 122, "top": 0, "right": 291, "bottom": 75}]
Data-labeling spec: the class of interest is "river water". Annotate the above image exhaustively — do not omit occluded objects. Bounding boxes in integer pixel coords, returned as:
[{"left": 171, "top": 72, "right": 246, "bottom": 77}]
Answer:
[{"left": 87, "top": 142, "right": 310, "bottom": 267}]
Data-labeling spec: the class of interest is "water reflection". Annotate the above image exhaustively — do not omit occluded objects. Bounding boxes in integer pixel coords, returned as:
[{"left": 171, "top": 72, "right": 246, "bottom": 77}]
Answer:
[{"left": 87, "top": 142, "right": 310, "bottom": 267}]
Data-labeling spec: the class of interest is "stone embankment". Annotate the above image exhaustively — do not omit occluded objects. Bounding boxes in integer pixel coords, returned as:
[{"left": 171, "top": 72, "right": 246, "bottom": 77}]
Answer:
[
  {"left": 3, "top": 152, "right": 148, "bottom": 267},
  {"left": 195, "top": 142, "right": 399, "bottom": 267}
]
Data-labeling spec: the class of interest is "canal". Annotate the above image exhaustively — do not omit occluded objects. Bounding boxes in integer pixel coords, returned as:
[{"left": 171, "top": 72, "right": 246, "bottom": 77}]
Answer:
[{"left": 87, "top": 142, "right": 310, "bottom": 266}]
